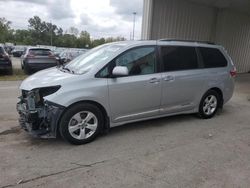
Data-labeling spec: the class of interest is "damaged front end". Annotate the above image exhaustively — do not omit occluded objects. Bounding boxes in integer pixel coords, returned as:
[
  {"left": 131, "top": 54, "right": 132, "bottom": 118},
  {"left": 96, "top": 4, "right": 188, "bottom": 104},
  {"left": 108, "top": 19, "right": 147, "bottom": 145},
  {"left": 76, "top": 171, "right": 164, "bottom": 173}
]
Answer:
[{"left": 16, "top": 86, "right": 65, "bottom": 138}]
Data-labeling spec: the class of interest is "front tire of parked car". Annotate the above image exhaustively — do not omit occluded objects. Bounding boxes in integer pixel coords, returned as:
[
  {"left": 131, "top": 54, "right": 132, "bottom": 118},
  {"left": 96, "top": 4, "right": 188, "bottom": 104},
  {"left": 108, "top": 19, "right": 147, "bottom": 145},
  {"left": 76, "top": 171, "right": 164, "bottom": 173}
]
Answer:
[
  {"left": 198, "top": 90, "right": 220, "bottom": 119},
  {"left": 59, "top": 103, "right": 104, "bottom": 145}
]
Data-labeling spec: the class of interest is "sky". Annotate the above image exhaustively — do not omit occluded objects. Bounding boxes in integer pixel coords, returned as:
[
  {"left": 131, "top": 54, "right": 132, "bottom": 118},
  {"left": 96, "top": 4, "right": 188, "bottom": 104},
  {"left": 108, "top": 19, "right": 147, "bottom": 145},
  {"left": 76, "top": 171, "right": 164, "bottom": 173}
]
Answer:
[{"left": 0, "top": 0, "right": 143, "bottom": 39}]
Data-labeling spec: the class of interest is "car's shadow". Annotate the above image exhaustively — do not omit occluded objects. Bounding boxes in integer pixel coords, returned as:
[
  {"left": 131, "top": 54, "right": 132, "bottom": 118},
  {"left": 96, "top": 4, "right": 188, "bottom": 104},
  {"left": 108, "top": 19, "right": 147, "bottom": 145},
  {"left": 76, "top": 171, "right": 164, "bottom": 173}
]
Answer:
[
  {"left": 21, "top": 107, "right": 232, "bottom": 147},
  {"left": 108, "top": 113, "right": 196, "bottom": 136},
  {"left": 23, "top": 113, "right": 200, "bottom": 147}
]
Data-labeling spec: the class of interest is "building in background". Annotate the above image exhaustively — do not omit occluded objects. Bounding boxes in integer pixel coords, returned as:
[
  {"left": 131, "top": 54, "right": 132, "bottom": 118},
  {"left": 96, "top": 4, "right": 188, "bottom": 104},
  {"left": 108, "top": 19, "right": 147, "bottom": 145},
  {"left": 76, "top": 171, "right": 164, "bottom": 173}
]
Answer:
[{"left": 141, "top": 0, "right": 250, "bottom": 73}]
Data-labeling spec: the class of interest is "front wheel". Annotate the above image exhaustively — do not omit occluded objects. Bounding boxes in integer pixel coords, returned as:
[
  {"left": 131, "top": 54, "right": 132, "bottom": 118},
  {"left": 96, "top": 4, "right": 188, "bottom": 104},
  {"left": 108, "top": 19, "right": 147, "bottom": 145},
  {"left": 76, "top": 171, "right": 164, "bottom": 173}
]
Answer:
[
  {"left": 198, "top": 90, "right": 220, "bottom": 119},
  {"left": 59, "top": 103, "right": 104, "bottom": 145}
]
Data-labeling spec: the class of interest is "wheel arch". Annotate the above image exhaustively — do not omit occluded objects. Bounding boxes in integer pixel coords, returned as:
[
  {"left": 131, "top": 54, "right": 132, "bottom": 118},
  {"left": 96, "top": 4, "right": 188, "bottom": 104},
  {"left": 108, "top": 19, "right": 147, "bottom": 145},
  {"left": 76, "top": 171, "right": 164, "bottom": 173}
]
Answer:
[
  {"left": 56, "top": 100, "right": 110, "bottom": 136},
  {"left": 207, "top": 87, "right": 224, "bottom": 108}
]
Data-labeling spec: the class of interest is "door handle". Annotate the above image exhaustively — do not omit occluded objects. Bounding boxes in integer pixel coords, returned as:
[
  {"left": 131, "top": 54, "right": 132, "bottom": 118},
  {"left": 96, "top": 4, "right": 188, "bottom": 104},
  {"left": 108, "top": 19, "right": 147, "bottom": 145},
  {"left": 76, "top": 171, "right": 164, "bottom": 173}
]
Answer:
[
  {"left": 163, "top": 75, "right": 174, "bottom": 82},
  {"left": 149, "top": 77, "right": 160, "bottom": 83}
]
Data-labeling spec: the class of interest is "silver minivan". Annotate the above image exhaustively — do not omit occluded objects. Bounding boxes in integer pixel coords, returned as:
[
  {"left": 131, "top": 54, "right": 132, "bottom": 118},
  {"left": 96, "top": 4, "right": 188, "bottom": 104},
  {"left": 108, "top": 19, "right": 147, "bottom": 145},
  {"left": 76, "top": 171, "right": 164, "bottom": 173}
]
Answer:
[{"left": 17, "top": 40, "right": 236, "bottom": 144}]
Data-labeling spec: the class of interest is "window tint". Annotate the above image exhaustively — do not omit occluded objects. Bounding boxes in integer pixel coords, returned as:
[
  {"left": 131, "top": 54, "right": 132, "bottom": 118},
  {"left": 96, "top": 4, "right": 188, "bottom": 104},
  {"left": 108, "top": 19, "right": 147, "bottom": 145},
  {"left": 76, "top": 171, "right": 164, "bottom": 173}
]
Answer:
[
  {"left": 199, "top": 47, "right": 227, "bottom": 68},
  {"left": 115, "top": 47, "right": 156, "bottom": 76},
  {"left": 161, "top": 46, "right": 198, "bottom": 71},
  {"left": 29, "top": 49, "right": 52, "bottom": 56}
]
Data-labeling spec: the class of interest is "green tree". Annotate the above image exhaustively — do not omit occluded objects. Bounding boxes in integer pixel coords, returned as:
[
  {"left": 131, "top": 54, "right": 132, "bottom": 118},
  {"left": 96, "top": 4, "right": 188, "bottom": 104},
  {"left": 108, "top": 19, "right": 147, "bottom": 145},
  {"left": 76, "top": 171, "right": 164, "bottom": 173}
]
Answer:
[
  {"left": 77, "top": 31, "right": 91, "bottom": 48},
  {"left": 67, "top": 27, "right": 79, "bottom": 37},
  {"left": 28, "top": 16, "right": 62, "bottom": 45},
  {"left": 0, "top": 17, "right": 12, "bottom": 43},
  {"left": 91, "top": 38, "right": 105, "bottom": 48}
]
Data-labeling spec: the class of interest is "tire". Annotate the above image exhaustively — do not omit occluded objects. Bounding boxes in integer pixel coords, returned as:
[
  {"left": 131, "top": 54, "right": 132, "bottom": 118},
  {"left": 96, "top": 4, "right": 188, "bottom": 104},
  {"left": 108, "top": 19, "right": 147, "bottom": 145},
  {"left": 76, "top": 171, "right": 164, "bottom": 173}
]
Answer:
[
  {"left": 198, "top": 90, "right": 220, "bottom": 119},
  {"left": 59, "top": 103, "right": 104, "bottom": 145},
  {"left": 7, "top": 68, "right": 13, "bottom": 75},
  {"left": 24, "top": 64, "right": 31, "bottom": 75}
]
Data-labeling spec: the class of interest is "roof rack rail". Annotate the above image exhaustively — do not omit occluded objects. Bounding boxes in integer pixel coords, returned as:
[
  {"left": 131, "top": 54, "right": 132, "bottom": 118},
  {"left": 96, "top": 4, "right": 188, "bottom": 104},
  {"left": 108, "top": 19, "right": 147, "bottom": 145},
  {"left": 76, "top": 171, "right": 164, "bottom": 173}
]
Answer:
[{"left": 158, "top": 39, "right": 215, "bottom": 45}]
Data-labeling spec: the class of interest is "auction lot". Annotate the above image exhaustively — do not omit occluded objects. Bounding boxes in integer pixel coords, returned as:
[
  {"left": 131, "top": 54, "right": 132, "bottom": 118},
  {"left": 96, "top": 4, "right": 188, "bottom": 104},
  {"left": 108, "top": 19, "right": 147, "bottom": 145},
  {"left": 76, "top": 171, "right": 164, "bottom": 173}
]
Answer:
[{"left": 0, "top": 74, "right": 250, "bottom": 188}]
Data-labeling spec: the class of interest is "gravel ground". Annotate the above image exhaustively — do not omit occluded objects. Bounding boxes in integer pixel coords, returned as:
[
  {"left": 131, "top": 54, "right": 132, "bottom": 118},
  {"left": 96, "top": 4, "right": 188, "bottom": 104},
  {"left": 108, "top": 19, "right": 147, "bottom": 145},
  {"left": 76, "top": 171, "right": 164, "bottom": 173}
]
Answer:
[{"left": 0, "top": 74, "right": 249, "bottom": 188}]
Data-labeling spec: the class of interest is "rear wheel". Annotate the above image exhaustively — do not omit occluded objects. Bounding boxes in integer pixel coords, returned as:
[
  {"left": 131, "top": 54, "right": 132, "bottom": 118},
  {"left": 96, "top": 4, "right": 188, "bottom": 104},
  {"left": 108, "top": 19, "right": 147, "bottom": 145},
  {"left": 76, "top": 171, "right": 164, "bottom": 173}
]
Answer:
[
  {"left": 59, "top": 103, "right": 104, "bottom": 145},
  {"left": 24, "top": 64, "right": 31, "bottom": 74},
  {"left": 198, "top": 90, "right": 220, "bottom": 119}
]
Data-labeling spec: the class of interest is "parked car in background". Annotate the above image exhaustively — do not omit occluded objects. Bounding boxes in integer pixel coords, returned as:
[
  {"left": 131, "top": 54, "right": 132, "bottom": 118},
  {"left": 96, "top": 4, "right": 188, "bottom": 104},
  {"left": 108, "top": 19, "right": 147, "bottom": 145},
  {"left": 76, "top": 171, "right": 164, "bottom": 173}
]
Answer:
[
  {"left": 59, "top": 49, "right": 87, "bottom": 64},
  {"left": 0, "top": 45, "right": 12, "bottom": 74},
  {"left": 21, "top": 47, "right": 58, "bottom": 74},
  {"left": 4, "top": 43, "right": 14, "bottom": 55},
  {"left": 17, "top": 40, "right": 236, "bottom": 145},
  {"left": 53, "top": 47, "right": 66, "bottom": 57},
  {"left": 12, "top": 45, "right": 26, "bottom": 57}
]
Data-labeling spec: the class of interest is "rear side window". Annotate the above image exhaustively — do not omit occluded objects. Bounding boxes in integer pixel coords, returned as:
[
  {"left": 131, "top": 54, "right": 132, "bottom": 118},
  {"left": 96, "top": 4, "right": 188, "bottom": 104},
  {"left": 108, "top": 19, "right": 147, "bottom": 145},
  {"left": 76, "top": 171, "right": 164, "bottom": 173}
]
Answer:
[
  {"left": 161, "top": 46, "right": 198, "bottom": 71},
  {"left": 199, "top": 47, "right": 227, "bottom": 68},
  {"left": 29, "top": 49, "right": 52, "bottom": 56}
]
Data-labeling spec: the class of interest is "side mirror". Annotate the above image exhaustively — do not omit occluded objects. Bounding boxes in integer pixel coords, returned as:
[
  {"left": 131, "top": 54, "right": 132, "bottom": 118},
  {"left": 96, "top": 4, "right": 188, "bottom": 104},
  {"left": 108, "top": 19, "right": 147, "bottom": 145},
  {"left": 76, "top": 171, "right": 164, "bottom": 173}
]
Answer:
[{"left": 112, "top": 66, "right": 129, "bottom": 77}]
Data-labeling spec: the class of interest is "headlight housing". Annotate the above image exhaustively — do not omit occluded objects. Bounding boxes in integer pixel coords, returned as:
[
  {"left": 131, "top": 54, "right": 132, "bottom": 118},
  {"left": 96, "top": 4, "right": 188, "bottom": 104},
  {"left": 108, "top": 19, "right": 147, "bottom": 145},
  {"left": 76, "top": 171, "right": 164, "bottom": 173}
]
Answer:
[
  {"left": 30, "top": 86, "right": 61, "bottom": 106},
  {"left": 38, "top": 85, "right": 61, "bottom": 98}
]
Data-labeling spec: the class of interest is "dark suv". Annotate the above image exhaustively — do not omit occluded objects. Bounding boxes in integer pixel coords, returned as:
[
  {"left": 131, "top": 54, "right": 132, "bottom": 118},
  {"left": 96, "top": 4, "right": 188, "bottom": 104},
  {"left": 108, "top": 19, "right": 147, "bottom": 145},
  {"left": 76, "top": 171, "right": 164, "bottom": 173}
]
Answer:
[
  {"left": 21, "top": 47, "right": 58, "bottom": 74},
  {"left": 0, "top": 45, "right": 12, "bottom": 74}
]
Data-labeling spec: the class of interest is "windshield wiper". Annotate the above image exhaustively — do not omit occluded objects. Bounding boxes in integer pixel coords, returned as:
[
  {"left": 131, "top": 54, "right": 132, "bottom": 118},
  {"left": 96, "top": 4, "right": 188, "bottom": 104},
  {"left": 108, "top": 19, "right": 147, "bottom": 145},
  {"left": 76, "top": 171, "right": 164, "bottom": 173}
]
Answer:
[{"left": 58, "top": 64, "right": 74, "bottom": 74}]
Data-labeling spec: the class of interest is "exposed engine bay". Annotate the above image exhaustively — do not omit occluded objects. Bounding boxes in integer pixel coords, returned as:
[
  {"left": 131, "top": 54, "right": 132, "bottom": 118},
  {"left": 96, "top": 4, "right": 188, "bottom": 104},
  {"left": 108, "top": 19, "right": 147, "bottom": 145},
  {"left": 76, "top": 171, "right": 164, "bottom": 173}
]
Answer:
[{"left": 16, "top": 86, "right": 64, "bottom": 138}]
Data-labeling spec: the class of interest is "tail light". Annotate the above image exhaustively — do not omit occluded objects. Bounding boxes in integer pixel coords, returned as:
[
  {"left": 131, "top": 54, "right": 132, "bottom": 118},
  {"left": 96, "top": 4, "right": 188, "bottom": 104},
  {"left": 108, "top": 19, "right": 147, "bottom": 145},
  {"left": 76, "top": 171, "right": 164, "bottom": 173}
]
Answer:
[
  {"left": 48, "top": 52, "right": 55, "bottom": 58},
  {"left": 230, "top": 67, "right": 237, "bottom": 77},
  {"left": 27, "top": 52, "right": 35, "bottom": 58},
  {"left": 1, "top": 53, "right": 10, "bottom": 60}
]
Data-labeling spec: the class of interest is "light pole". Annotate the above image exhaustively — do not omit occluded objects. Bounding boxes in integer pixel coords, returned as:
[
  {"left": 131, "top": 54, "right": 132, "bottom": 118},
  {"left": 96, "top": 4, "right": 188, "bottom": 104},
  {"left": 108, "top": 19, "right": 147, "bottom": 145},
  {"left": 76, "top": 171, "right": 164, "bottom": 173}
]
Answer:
[
  {"left": 50, "top": 21, "right": 53, "bottom": 46},
  {"left": 132, "top": 12, "right": 136, "bottom": 40}
]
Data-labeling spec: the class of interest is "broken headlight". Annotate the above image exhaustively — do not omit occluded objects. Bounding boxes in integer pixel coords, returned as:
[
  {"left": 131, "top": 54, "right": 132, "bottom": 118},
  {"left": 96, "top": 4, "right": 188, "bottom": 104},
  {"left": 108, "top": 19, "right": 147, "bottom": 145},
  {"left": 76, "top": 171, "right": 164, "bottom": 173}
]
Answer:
[
  {"left": 38, "top": 85, "right": 61, "bottom": 98},
  {"left": 32, "top": 86, "right": 61, "bottom": 106}
]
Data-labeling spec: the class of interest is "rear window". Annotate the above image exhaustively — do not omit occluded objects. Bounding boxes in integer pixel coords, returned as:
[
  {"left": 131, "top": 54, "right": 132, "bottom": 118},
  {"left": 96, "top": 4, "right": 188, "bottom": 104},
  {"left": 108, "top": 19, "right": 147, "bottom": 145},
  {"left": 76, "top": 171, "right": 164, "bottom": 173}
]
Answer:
[
  {"left": 199, "top": 47, "right": 227, "bottom": 68},
  {"left": 29, "top": 49, "right": 52, "bottom": 56},
  {"left": 161, "top": 46, "right": 198, "bottom": 71}
]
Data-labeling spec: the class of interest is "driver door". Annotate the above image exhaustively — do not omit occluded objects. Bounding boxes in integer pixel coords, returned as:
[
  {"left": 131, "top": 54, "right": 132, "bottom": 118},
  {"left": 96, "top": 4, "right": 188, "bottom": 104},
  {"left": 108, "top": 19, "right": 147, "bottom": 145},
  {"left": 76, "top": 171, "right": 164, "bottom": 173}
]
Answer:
[{"left": 106, "top": 46, "right": 162, "bottom": 123}]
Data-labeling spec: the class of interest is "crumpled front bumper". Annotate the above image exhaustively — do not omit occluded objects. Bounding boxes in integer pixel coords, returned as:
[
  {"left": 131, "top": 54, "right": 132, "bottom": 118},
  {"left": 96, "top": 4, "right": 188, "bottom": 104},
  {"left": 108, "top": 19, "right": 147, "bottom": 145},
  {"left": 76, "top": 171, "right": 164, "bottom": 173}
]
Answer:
[{"left": 17, "top": 97, "right": 65, "bottom": 138}]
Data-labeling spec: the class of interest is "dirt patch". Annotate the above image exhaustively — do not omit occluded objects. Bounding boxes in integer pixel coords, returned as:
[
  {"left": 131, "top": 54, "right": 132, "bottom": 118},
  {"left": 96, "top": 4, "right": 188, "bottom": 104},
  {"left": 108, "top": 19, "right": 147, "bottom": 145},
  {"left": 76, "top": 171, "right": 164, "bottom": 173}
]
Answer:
[{"left": 0, "top": 126, "right": 21, "bottom": 136}]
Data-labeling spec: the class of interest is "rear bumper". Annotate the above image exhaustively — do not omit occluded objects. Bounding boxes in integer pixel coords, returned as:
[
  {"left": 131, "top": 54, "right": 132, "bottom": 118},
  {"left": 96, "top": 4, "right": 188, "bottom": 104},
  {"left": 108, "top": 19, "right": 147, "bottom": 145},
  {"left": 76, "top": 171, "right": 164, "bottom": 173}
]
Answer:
[
  {"left": 26, "top": 63, "right": 58, "bottom": 70},
  {"left": 24, "top": 58, "right": 58, "bottom": 71},
  {"left": 0, "top": 62, "right": 12, "bottom": 70},
  {"left": 17, "top": 99, "right": 65, "bottom": 138}
]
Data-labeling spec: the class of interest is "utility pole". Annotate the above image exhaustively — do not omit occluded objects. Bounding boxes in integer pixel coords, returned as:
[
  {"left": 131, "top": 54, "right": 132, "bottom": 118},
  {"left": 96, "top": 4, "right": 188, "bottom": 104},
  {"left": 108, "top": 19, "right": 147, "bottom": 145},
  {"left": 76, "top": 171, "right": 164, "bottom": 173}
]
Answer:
[
  {"left": 50, "top": 21, "right": 53, "bottom": 46},
  {"left": 132, "top": 12, "right": 136, "bottom": 40}
]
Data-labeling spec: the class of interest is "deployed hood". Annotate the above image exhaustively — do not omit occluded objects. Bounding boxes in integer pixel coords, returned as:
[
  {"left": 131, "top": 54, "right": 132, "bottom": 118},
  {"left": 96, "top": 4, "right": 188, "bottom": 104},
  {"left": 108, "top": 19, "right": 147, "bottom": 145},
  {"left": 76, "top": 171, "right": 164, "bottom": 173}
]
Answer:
[{"left": 20, "top": 67, "right": 79, "bottom": 91}]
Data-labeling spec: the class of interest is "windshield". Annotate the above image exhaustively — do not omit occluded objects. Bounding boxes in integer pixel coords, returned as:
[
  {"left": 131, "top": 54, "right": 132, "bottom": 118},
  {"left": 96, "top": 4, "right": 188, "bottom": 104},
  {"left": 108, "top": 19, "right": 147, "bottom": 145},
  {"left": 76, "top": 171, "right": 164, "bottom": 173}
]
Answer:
[
  {"left": 64, "top": 43, "right": 125, "bottom": 74},
  {"left": 14, "top": 46, "right": 25, "bottom": 51}
]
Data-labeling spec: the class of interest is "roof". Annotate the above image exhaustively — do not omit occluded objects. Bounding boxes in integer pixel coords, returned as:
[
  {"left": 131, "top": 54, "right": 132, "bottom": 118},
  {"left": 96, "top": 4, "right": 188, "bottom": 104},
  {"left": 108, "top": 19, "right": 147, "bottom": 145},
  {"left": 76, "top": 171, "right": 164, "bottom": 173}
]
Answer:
[
  {"left": 108, "top": 40, "right": 222, "bottom": 49},
  {"left": 158, "top": 39, "right": 215, "bottom": 45}
]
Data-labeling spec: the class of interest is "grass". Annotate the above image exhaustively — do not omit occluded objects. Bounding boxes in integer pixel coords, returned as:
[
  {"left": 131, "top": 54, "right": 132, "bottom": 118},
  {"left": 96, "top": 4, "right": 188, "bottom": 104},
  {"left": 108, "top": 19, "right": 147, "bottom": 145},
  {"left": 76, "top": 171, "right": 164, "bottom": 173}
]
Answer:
[{"left": 0, "top": 69, "right": 28, "bottom": 81}]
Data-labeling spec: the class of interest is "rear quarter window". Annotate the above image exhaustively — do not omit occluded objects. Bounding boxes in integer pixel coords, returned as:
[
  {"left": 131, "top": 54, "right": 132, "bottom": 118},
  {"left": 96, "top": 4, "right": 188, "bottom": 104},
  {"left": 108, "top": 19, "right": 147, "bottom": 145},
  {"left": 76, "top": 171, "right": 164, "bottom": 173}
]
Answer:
[{"left": 199, "top": 47, "right": 227, "bottom": 68}]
